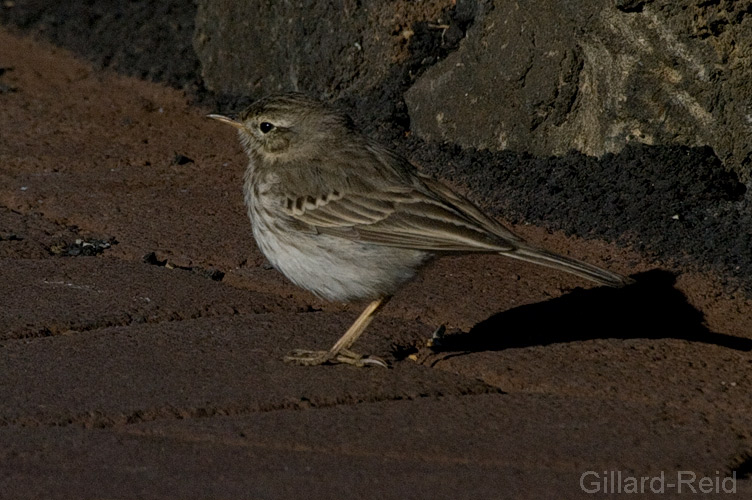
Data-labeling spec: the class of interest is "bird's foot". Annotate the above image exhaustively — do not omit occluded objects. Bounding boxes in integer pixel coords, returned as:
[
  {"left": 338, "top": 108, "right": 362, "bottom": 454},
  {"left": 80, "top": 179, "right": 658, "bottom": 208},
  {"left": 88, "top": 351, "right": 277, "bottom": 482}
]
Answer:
[
  {"left": 284, "top": 347, "right": 388, "bottom": 368},
  {"left": 425, "top": 324, "right": 446, "bottom": 348}
]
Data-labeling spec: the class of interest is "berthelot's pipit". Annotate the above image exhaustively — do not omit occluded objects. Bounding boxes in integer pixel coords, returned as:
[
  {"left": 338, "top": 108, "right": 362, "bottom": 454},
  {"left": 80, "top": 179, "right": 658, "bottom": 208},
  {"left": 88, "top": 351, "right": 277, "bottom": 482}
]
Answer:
[{"left": 209, "top": 93, "right": 633, "bottom": 368}]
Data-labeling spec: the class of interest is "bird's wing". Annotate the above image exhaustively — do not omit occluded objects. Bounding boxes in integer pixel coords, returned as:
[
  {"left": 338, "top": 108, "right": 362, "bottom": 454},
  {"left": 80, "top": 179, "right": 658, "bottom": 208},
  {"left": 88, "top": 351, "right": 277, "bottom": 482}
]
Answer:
[{"left": 279, "top": 158, "right": 523, "bottom": 253}]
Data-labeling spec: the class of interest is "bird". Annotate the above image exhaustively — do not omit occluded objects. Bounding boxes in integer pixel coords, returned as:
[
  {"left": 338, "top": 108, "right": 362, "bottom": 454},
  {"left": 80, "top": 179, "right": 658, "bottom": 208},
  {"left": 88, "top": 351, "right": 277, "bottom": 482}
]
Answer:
[{"left": 208, "top": 93, "right": 633, "bottom": 367}]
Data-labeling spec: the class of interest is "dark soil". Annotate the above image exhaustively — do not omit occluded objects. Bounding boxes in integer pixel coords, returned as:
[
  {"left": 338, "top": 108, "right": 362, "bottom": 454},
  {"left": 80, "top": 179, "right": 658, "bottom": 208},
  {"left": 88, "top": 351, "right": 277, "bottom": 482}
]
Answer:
[{"left": 410, "top": 141, "right": 751, "bottom": 291}]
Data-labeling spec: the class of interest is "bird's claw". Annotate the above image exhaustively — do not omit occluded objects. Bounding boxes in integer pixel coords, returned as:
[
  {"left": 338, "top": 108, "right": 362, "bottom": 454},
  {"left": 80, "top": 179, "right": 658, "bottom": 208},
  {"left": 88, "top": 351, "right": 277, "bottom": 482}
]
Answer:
[{"left": 284, "top": 348, "right": 388, "bottom": 368}]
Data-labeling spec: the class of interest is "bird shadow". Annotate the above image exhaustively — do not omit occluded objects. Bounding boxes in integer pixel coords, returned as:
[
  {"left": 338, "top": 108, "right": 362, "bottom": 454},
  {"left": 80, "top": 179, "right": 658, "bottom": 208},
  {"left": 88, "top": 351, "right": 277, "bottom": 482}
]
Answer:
[{"left": 426, "top": 269, "right": 751, "bottom": 357}]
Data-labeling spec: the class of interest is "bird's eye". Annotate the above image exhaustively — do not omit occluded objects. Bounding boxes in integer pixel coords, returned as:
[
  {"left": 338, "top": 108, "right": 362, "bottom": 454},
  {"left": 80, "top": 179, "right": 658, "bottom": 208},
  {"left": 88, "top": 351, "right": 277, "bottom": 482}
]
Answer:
[{"left": 259, "top": 122, "right": 274, "bottom": 134}]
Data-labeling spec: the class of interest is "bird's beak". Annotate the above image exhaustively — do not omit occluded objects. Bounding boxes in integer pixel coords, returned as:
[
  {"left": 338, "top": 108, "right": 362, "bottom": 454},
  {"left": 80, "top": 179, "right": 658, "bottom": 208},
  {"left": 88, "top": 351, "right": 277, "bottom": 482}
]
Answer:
[{"left": 207, "top": 114, "right": 244, "bottom": 130}]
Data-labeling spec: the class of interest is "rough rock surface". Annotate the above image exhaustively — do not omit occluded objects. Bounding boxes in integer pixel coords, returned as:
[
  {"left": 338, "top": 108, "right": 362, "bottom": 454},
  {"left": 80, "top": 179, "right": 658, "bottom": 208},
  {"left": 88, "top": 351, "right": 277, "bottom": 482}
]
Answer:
[
  {"left": 405, "top": 0, "right": 752, "bottom": 177},
  {"left": 193, "top": 0, "right": 457, "bottom": 98}
]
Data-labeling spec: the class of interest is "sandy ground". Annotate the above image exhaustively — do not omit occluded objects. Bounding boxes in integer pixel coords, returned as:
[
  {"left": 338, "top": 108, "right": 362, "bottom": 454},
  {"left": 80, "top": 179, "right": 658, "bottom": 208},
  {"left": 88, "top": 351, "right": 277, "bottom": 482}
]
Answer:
[{"left": 1, "top": 28, "right": 752, "bottom": 498}]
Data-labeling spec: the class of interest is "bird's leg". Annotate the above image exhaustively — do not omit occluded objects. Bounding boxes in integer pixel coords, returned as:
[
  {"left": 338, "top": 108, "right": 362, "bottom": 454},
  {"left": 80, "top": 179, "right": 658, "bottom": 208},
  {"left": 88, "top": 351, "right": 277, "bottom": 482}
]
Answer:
[{"left": 285, "top": 296, "right": 391, "bottom": 367}]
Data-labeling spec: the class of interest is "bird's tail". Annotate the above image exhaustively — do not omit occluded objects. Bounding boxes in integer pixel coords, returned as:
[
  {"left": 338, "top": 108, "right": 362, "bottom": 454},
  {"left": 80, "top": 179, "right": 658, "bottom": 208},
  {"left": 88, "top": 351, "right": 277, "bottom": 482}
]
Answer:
[{"left": 504, "top": 244, "right": 634, "bottom": 287}]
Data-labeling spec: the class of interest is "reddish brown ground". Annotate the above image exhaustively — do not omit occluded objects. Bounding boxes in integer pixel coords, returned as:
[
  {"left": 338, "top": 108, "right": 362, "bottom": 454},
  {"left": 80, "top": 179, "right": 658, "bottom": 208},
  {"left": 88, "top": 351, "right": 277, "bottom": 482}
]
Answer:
[{"left": 1, "top": 29, "right": 751, "bottom": 498}]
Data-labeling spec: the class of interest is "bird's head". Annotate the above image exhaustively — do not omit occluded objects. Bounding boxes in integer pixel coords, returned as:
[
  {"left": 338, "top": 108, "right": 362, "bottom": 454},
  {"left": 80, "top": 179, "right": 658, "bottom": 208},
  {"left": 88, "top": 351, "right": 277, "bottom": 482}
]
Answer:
[{"left": 209, "top": 93, "right": 356, "bottom": 163}]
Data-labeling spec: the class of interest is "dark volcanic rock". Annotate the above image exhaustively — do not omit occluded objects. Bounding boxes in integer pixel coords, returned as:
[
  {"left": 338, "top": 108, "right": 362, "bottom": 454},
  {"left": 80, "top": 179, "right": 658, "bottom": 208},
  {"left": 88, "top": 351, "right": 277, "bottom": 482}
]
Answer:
[
  {"left": 405, "top": 0, "right": 752, "bottom": 178},
  {"left": 194, "top": 0, "right": 457, "bottom": 99}
]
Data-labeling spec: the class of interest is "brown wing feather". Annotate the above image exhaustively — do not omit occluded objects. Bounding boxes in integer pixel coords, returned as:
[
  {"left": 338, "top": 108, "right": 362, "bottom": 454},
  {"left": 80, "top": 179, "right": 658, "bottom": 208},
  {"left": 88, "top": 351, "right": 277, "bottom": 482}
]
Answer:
[
  {"left": 282, "top": 184, "right": 518, "bottom": 253},
  {"left": 271, "top": 138, "right": 523, "bottom": 252}
]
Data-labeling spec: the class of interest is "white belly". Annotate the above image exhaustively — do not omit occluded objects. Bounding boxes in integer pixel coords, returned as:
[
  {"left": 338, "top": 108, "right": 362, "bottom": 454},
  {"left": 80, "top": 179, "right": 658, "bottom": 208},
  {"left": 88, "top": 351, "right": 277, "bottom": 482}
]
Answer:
[{"left": 251, "top": 208, "right": 430, "bottom": 302}]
